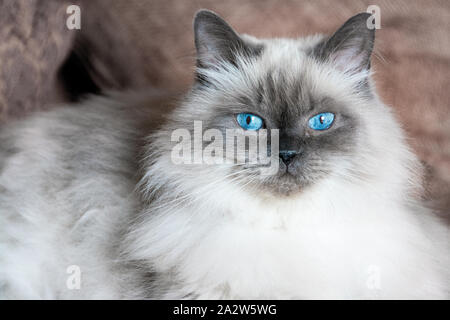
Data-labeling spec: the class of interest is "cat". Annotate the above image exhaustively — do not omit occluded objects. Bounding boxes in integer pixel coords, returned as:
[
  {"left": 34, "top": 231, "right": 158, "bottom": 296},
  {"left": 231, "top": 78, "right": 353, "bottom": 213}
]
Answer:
[{"left": 0, "top": 10, "right": 448, "bottom": 299}]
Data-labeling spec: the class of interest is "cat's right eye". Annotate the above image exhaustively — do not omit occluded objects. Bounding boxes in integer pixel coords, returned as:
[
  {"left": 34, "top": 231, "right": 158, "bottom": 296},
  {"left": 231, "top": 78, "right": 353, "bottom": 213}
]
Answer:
[
  {"left": 236, "top": 113, "right": 264, "bottom": 130},
  {"left": 308, "top": 112, "right": 335, "bottom": 131}
]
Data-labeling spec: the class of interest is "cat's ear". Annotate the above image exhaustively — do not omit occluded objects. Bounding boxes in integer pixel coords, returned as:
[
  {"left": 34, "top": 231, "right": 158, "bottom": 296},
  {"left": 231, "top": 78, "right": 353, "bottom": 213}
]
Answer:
[
  {"left": 193, "top": 10, "right": 261, "bottom": 69},
  {"left": 314, "top": 13, "right": 375, "bottom": 75}
]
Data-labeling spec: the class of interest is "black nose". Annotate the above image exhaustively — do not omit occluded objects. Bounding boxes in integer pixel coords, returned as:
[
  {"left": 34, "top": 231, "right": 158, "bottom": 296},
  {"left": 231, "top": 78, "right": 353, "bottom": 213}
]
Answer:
[{"left": 279, "top": 150, "right": 297, "bottom": 165}]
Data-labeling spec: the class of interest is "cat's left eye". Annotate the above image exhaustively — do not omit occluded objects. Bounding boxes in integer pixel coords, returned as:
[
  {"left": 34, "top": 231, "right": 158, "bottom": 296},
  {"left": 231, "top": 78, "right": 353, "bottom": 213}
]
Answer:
[
  {"left": 236, "top": 113, "right": 263, "bottom": 130},
  {"left": 308, "top": 112, "right": 335, "bottom": 131}
]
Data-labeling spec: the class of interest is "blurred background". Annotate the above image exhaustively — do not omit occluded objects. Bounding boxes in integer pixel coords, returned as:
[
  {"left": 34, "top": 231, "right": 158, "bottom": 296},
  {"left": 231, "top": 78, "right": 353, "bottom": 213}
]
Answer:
[{"left": 0, "top": 0, "right": 449, "bottom": 218}]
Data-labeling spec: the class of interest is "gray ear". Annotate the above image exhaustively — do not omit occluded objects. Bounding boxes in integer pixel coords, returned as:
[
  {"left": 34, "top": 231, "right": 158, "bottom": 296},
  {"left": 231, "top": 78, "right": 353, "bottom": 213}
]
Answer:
[
  {"left": 314, "top": 13, "right": 375, "bottom": 75},
  {"left": 193, "top": 10, "right": 261, "bottom": 69}
]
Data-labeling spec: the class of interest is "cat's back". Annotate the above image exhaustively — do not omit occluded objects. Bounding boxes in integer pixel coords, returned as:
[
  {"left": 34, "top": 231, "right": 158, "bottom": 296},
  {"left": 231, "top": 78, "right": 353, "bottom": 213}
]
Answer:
[
  {"left": 0, "top": 95, "right": 149, "bottom": 214},
  {"left": 0, "top": 92, "right": 172, "bottom": 298}
]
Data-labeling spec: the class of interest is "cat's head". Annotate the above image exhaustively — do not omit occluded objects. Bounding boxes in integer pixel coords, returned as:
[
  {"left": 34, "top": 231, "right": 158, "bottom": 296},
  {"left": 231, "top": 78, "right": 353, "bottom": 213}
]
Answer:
[{"left": 152, "top": 10, "right": 404, "bottom": 199}]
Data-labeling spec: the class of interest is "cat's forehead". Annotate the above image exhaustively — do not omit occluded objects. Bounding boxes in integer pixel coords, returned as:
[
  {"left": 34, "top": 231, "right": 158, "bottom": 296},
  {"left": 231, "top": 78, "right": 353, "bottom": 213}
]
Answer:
[
  {"left": 234, "top": 36, "right": 336, "bottom": 119},
  {"left": 199, "top": 34, "right": 361, "bottom": 123},
  {"left": 251, "top": 67, "right": 311, "bottom": 119}
]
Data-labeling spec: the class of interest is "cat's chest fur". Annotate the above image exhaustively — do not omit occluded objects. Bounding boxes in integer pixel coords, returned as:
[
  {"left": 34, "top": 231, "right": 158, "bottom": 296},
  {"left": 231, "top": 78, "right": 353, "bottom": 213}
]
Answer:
[{"left": 138, "top": 182, "right": 445, "bottom": 299}]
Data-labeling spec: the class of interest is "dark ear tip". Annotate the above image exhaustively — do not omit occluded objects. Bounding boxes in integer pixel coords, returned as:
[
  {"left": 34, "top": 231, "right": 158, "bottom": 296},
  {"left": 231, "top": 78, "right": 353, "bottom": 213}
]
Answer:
[
  {"left": 352, "top": 12, "right": 372, "bottom": 20},
  {"left": 193, "top": 9, "right": 221, "bottom": 25},
  {"left": 346, "top": 12, "right": 372, "bottom": 24}
]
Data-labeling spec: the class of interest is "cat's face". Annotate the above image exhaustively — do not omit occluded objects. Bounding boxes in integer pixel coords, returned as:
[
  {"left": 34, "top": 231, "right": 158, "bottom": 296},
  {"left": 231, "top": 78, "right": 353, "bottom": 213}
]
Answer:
[{"left": 163, "top": 11, "right": 379, "bottom": 197}]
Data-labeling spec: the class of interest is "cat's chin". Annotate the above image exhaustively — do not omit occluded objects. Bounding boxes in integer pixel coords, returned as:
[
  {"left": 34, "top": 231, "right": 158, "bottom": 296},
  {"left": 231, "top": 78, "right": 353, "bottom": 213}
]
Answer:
[{"left": 251, "top": 172, "right": 307, "bottom": 198}]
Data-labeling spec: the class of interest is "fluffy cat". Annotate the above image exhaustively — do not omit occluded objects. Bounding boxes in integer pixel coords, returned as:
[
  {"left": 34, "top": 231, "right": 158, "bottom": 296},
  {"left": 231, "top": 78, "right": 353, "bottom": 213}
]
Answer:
[{"left": 0, "top": 10, "right": 448, "bottom": 299}]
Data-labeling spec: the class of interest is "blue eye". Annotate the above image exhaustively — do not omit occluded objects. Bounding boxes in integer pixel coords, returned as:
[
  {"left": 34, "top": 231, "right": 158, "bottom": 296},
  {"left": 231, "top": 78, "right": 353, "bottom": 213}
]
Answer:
[
  {"left": 308, "top": 112, "right": 335, "bottom": 130},
  {"left": 236, "top": 113, "right": 263, "bottom": 130}
]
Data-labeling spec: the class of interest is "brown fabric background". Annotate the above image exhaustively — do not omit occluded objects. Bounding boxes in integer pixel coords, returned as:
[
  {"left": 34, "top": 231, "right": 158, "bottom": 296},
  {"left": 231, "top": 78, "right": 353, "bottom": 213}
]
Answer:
[{"left": 0, "top": 0, "right": 449, "bottom": 217}]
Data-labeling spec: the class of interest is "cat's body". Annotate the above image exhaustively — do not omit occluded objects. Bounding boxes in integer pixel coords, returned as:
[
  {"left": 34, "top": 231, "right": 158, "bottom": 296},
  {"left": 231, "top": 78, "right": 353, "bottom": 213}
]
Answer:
[
  {"left": 0, "top": 11, "right": 448, "bottom": 299},
  {"left": 0, "top": 95, "right": 157, "bottom": 299}
]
